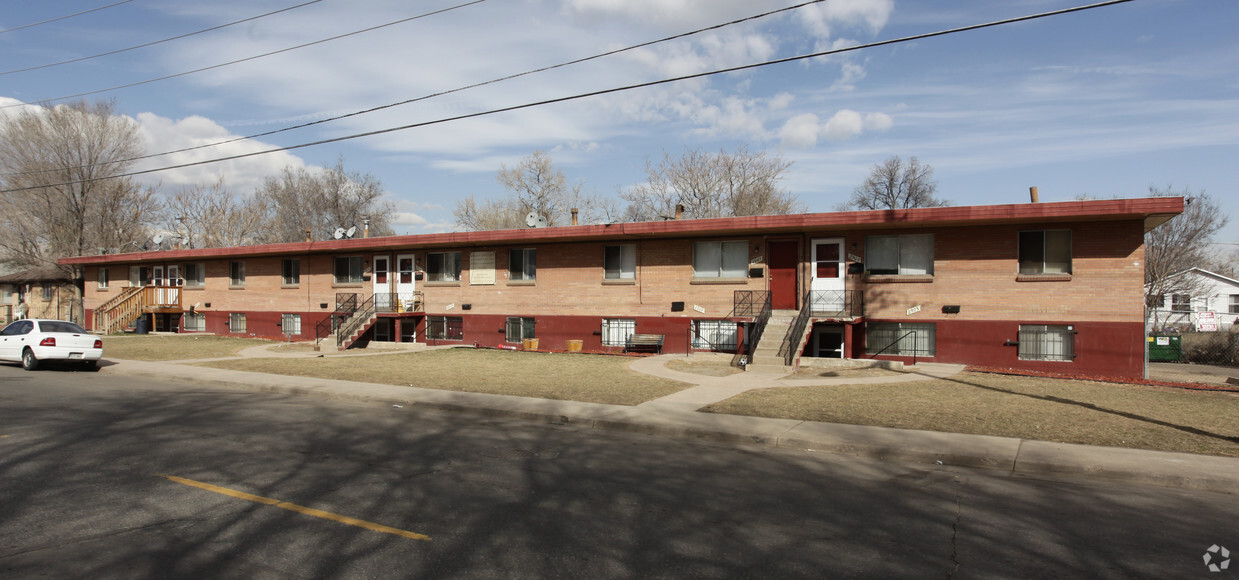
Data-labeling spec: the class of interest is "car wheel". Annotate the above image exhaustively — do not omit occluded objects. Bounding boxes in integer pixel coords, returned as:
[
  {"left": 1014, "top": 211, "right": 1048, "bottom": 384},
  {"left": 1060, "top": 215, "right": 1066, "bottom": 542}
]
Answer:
[
  {"left": 21, "top": 349, "right": 39, "bottom": 371},
  {"left": 82, "top": 360, "right": 98, "bottom": 371}
]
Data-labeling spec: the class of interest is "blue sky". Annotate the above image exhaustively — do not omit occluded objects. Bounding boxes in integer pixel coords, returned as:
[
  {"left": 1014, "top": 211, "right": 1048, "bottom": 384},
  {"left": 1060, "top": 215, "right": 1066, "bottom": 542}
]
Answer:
[{"left": 2, "top": 0, "right": 1237, "bottom": 250}]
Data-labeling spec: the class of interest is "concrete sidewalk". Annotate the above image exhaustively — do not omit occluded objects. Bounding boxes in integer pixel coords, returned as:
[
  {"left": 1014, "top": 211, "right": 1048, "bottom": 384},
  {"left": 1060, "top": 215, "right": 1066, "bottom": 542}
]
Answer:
[{"left": 97, "top": 346, "right": 1239, "bottom": 495}]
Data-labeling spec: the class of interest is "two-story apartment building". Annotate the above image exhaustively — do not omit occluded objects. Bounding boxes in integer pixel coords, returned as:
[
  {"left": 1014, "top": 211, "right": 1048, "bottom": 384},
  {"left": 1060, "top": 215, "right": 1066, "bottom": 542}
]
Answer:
[{"left": 60, "top": 197, "right": 1183, "bottom": 379}]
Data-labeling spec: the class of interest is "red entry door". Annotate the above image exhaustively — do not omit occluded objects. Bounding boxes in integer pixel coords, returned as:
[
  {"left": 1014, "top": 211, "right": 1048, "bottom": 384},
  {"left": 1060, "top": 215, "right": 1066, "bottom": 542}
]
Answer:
[{"left": 767, "top": 241, "right": 799, "bottom": 309}]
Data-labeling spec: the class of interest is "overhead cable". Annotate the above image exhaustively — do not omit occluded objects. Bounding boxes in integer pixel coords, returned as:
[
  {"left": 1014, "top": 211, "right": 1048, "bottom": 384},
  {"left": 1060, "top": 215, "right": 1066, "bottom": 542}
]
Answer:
[
  {"left": 0, "top": 0, "right": 1135, "bottom": 194},
  {"left": 0, "top": 0, "right": 488, "bottom": 109},
  {"left": 5, "top": 0, "right": 833, "bottom": 178},
  {"left": 0, "top": 0, "right": 136, "bottom": 35},
  {"left": 0, "top": 0, "right": 324, "bottom": 76}
]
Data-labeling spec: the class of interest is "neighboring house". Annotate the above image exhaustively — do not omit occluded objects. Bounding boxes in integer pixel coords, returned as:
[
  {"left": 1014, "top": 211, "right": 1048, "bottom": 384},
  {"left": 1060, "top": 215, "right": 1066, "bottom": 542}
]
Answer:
[
  {"left": 0, "top": 266, "right": 78, "bottom": 325},
  {"left": 1147, "top": 267, "right": 1239, "bottom": 331},
  {"left": 60, "top": 197, "right": 1183, "bottom": 379}
]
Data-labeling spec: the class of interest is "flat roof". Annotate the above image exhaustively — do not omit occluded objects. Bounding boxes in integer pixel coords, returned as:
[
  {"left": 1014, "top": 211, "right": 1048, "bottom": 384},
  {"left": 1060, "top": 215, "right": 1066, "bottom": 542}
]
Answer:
[{"left": 60, "top": 196, "right": 1184, "bottom": 266}]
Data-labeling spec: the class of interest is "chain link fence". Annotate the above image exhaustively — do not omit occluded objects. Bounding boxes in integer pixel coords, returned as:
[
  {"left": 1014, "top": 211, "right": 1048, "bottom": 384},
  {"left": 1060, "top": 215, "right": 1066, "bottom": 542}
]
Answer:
[{"left": 1148, "top": 330, "right": 1239, "bottom": 368}]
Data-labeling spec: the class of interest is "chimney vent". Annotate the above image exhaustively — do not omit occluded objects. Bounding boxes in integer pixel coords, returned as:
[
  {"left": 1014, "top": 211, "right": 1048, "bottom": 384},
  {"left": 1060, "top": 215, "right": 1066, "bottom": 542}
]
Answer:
[{"left": 1030, "top": 187, "right": 1040, "bottom": 203}]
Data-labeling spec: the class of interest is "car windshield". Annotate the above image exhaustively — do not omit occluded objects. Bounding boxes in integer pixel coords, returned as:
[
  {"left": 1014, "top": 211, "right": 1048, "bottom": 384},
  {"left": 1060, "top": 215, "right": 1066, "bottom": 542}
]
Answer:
[{"left": 38, "top": 321, "right": 88, "bottom": 334}]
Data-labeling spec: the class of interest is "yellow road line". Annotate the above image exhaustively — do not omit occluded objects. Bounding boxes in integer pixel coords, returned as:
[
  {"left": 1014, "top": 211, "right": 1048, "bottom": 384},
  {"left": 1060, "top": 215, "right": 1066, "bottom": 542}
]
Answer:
[{"left": 158, "top": 474, "right": 431, "bottom": 541}]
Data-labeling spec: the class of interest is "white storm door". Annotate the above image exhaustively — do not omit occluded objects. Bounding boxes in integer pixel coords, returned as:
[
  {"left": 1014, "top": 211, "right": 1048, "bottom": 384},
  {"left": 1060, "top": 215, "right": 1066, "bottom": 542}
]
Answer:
[
  {"left": 396, "top": 254, "right": 416, "bottom": 304},
  {"left": 810, "top": 238, "right": 845, "bottom": 314},
  {"left": 373, "top": 256, "right": 391, "bottom": 310}
]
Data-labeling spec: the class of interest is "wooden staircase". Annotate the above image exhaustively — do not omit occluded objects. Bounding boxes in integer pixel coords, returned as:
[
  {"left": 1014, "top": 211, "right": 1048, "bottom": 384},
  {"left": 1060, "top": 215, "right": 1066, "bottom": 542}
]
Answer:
[
  {"left": 744, "top": 309, "right": 812, "bottom": 373},
  {"left": 92, "top": 284, "right": 184, "bottom": 334},
  {"left": 94, "top": 286, "right": 145, "bottom": 335}
]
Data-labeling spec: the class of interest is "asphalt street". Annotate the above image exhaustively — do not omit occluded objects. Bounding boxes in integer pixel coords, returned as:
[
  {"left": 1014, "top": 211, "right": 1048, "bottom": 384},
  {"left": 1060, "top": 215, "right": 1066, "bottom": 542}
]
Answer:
[{"left": 1, "top": 364, "right": 1235, "bottom": 578}]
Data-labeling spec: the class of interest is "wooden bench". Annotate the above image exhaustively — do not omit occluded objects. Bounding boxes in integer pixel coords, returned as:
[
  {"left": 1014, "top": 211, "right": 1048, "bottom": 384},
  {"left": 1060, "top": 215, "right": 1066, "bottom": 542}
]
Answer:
[{"left": 625, "top": 333, "right": 665, "bottom": 354}]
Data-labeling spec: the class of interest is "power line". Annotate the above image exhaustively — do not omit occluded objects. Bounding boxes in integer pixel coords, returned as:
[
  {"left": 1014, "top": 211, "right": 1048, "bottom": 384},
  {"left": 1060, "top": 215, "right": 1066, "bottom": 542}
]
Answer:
[
  {"left": 0, "top": 0, "right": 1135, "bottom": 194},
  {"left": 0, "top": 0, "right": 489, "bottom": 110},
  {"left": 4, "top": 0, "right": 833, "bottom": 179},
  {"left": 0, "top": 0, "right": 136, "bottom": 35},
  {"left": 0, "top": 0, "right": 324, "bottom": 76}
]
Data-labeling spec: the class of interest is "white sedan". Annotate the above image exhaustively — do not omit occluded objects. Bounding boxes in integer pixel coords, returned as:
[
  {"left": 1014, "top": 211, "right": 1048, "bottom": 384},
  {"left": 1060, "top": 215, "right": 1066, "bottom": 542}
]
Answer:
[{"left": 0, "top": 319, "right": 103, "bottom": 371}]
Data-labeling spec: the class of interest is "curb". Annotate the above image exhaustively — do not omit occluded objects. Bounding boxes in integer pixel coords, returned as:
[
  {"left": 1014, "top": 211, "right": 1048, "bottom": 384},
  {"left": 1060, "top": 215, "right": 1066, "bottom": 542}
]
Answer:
[{"left": 100, "top": 360, "right": 1239, "bottom": 495}]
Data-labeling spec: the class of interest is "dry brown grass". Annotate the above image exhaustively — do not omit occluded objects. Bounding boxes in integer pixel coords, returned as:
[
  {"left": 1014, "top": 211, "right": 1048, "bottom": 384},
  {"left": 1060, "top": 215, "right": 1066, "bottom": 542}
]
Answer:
[
  {"left": 704, "top": 371, "right": 1239, "bottom": 457},
  {"left": 196, "top": 348, "right": 691, "bottom": 406},
  {"left": 102, "top": 335, "right": 275, "bottom": 361}
]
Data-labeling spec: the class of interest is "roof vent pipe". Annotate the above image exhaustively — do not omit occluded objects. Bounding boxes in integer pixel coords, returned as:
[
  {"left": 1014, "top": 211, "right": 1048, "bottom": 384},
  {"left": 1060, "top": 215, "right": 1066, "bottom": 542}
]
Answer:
[
  {"left": 675, "top": 204, "right": 684, "bottom": 220},
  {"left": 305, "top": 229, "right": 312, "bottom": 242},
  {"left": 1030, "top": 187, "right": 1039, "bottom": 203},
  {"left": 571, "top": 207, "right": 579, "bottom": 226},
  {"left": 363, "top": 218, "right": 371, "bottom": 238}
]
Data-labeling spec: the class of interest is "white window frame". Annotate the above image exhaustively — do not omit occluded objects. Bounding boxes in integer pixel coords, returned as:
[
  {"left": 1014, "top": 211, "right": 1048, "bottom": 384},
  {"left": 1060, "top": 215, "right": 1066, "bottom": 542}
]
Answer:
[
  {"left": 1171, "top": 294, "right": 1192, "bottom": 312},
  {"left": 509, "top": 248, "right": 536, "bottom": 281},
  {"left": 183, "top": 312, "right": 205, "bottom": 332},
  {"left": 427, "top": 252, "right": 462, "bottom": 282},
  {"left": 692, "top": 320, "right": 738, "bottom": 351},
  {"left": 229, "top": 312, "right": 246, "bottom": 333},
  {"left": 601, "top": 318, "right": 636, "bottom": 347},
  {"left": 604, "top": 244, "right": 636, "bottom": 280},
  {"left": 1018, "top": 324, "right": 1075, "bottom": 362},
  {"left": 1230, "top": 294, "right": 1239, "bottom": 315},
  {"left": 865, "top": 322, "right": 936, "bottom": 356},
  {"left": 692, "top": 240, "right": 748, "bottom": 279},
  {"left": 97, "top": 267, "right": 109, "bottom": 289},
  {"left": 281, "top": 313, "right": 302, "bottom": 335},
  {"left": 866, "top": 234, "right": 934, "bottom": 276},
  {"left": 1018, "top": 230, "right": 1072, "bottom": 275},
  {"left": 42, "top": 285, "right": 55, "bottom": 301}
]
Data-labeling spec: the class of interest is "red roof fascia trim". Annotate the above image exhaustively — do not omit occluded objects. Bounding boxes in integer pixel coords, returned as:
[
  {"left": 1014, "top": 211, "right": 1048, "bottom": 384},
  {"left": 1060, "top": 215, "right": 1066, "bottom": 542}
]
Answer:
[{"left": 59, "top": 197, "right": 1183, "bottom": 266}]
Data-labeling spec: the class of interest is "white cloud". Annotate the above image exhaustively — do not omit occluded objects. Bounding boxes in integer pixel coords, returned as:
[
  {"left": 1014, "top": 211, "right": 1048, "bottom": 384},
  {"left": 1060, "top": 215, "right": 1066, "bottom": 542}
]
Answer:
[
  {"left": 133, "top": 113, "right": 307, "bottom": 194},
  {"left": 778, "top": 109, "right": 894, "bottom": 147},
  {"left": 797, "top": 0, "right": 894, "bottom": 38},
  {"left": 779, "top": 113, "right": 821, "bottom": 148}
]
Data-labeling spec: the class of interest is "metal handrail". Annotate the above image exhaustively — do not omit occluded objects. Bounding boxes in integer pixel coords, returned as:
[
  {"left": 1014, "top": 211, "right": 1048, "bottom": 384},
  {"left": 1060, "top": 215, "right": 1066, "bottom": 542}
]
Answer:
[
  {"left": 779, "top": 291, "right": 814, "bottom": 366},
  {"left": 337, "top": 294, "right": 377, "bottom": 348},
  {"left": 731, "top": 295, "right": 772, "bottom": 367},
  {"left": 869, "top": 330, "right": 918, "bottom": 365}
]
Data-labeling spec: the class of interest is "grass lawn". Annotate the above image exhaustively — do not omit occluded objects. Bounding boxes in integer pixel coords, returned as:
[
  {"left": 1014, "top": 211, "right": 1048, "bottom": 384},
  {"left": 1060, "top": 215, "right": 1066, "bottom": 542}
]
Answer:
[
  {"left": 102, "top": 335, "right": 276, "bottom": 361},
  {"left": 704, "top": 371, "right": 1239, "bottom": 458},
  {"left": 196, "top": 348, "right": 691, "bottom": 406}
]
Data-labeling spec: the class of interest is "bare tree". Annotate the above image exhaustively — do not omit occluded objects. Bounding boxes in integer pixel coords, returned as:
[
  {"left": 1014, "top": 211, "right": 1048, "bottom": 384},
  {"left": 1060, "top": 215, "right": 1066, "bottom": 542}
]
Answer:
[
  {"left": 454, "top": 151, "right": 614, "bottom": 230},
  {"left": 165, "top": 177, "right": 270, "bottom": 248},
  {"left": 0, "top": 99, "right": 161, "bottom": 267},
  {"left": 255, "top": 157, "right": 395, "bottom": 242},
  {"left": 1144, "top": 185, "right": 1229, "bottom": 322},
  {"left": 844, "top": 156, "right": 949, "bottom": 211},
  {"left": 621, "top": 146, "right": 802, "bottom": 221}
]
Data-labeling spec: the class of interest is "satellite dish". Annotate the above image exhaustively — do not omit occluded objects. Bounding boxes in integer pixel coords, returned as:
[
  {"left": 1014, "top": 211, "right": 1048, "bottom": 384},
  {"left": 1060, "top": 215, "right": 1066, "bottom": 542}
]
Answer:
[
  {"left": 333, "top": 227, "right": 346, "bottom": 240},
  {"left": 525, "top": 212, "right": 539, "bottom": 227},
  {"left": 152, "top": 233, "right": 166, "bottom": 245},
  {"left": 346, "top": 226, "right": 358, "bottom": 238},
  {"left": 535, "top": 215, "right": 548, "bottom": 228}
]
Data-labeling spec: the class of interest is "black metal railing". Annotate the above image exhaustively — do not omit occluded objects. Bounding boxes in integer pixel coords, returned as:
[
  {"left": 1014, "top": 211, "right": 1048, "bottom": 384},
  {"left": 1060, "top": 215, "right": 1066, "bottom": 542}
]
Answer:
[
  {"left": 779, "top": 291, "right": 815, "bottom": 366},
  {"left": 869, "top": 330, "right": 919, "bottom": 365},
  {"left": 805, "top": 290, "right": 864, "bottom": 318},
  {"left": 731, "top": 293, "right": 772, "bottom": 367},
  {"left": 337, "top": 294, "right": 377, "bottom": 348},
  {"left": 732, "top": 291, "right": 771, "bottom": 317}
]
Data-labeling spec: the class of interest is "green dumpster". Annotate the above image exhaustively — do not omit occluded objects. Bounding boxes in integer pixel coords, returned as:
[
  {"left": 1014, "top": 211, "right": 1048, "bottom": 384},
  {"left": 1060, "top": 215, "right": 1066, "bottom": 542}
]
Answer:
[{"left": 1148, "top": 335, "right": 1182, "bottom": 362}]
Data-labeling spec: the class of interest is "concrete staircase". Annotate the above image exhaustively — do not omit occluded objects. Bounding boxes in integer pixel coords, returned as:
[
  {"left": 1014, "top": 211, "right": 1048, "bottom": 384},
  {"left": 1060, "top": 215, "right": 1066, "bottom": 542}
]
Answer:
[
  {"left": 745, "top": 309, "right": 812, "bottom": 373},
  {"left": 337, "top": 313, "right": 378, "bottom": 350}
]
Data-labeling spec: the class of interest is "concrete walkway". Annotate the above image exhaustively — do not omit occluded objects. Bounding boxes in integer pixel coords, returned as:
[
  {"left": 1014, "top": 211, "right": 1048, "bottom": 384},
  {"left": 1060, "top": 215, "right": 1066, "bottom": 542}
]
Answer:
[{"left": 95, "top": 344, "right": 1239, "bottom": 495}]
